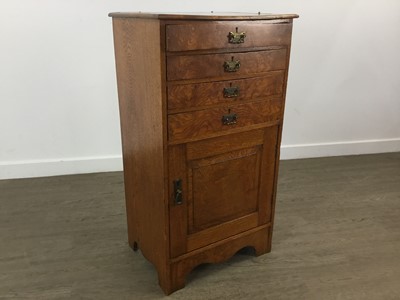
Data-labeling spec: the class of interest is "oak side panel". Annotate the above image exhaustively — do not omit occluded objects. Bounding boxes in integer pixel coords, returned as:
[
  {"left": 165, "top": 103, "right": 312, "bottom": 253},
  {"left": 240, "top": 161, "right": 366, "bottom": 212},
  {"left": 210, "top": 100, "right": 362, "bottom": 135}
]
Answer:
[
  {"left": 111, "top": 18, "right": 168, "bottom": 268},
  {"left": 268, "top": 21, "right": 294, "bottom": 250}
]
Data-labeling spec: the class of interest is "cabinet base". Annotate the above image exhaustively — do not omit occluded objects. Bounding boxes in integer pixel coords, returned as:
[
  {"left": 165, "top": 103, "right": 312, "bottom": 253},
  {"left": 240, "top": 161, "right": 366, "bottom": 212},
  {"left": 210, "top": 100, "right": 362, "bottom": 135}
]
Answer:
[{"left": 158, "top": 225, "right": 271, "bottom": 295}]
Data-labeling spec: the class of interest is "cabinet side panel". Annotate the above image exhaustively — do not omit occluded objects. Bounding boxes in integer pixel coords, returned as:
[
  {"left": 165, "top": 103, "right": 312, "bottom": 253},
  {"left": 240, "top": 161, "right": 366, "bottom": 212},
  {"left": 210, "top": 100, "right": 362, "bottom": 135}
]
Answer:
[
  {"left": 269, "top": 21, "right": 294, "bottom": 250},
  {"left": 112, "top": 18, "right": 167, "bottom": 265}
]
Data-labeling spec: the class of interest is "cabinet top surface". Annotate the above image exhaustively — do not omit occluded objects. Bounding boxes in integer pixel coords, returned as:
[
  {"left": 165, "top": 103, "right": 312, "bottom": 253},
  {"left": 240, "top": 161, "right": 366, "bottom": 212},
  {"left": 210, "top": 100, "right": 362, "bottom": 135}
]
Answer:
[{"left": 108, "top": 12, "right": 298, "bottom": 20}]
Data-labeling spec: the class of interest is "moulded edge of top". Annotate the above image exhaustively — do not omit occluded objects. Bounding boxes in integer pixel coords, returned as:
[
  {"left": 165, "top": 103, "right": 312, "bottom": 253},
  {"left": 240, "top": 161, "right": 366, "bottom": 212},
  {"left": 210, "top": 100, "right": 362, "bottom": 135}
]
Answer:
[{"left": 108, "top": 12, "right": 299, "bottom": 20}]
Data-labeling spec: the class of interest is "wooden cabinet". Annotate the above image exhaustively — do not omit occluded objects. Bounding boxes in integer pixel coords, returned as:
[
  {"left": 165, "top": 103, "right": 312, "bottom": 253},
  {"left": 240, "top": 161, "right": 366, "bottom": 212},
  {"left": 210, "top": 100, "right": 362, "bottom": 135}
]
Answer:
[{"left": 109, "top": 12, "right": 298, "bottom": 295}]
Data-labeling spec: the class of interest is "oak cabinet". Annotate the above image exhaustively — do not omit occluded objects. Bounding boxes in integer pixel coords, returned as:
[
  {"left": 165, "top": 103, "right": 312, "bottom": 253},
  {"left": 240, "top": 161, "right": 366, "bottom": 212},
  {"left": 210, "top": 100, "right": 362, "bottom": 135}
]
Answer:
[{"left": 109, "top": 12, "right": 297, "bottom": 295}]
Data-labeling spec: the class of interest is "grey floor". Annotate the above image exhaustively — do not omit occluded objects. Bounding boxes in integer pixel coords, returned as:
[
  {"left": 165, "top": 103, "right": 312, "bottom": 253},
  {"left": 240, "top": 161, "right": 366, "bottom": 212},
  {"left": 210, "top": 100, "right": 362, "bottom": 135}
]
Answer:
[{"left": 1, "top": 153, "right": 400, "bottom": 300}]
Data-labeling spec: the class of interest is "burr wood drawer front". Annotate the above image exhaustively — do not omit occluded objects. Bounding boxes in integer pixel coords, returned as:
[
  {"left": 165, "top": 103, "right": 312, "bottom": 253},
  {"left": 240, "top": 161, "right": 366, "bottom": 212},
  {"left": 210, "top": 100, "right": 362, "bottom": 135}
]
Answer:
[
  {"left": 167, "top": 71, "right": 285, "bottom": 111},
  {"left": 167, "top": 99, "right": 282, "bottom": 142},
  {"left": 166, "top": 21, "right": 292, "bottom": 52},
  {"left": 166, "top": 49, "right": 287, "bottom": 81}
]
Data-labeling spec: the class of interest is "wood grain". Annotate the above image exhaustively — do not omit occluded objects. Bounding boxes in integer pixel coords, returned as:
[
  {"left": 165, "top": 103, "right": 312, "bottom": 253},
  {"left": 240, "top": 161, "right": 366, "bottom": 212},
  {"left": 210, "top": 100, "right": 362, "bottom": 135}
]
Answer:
[
  {"left": 166, "top": 21, "right": 292, "bottom": 52},
  {"left": 168, "top": 99, "right": 283, "bottom": 142},
  {"left": 111, "top": 16, "right": 169, "bottom": 284},
  {"left": 186, "top": 128, "right": 265, "bottom": 160},
  {"left": 111, "top": 13, "right": 296, "bottom": 295},
  {"left": 167, "top": 226, "right": 270, "bottom": 294},
  {"left": 167, "top": 49, "right": 287, "bottom": 81},
  {"left": 257, "top": 125, "right": 279, "bottom": 225},
  {"left": 167, "top": 71, "right": 285, "bottom": 111},
  {"left": 168, "top": 144, "right": 188, "bottom": 258},
  {"left": 189, "top": 147, "right": 261, "bottom": 231},
  {"left": 168, "top": 126, "right": 279, "bottom": 259},
  {"left": 186, "top": 213, "right": 260, "bottom": 252},
  {"left": 268, "top": 21, "right": 294, "bottom": 252}
]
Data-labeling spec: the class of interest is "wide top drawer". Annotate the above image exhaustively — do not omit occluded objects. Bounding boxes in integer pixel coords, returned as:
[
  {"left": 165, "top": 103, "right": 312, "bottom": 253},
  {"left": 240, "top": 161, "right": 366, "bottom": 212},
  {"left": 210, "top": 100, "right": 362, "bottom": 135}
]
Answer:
[{"left": 166, "top": 21, "right": 292, "bottom": 52}]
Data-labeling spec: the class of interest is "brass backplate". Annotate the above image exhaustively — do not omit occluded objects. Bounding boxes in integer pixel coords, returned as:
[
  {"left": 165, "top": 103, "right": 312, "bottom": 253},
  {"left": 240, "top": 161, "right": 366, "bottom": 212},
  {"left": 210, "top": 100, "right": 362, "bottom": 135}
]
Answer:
[{"left": 228, "top": 31, "right": 246, "bottom": 44}]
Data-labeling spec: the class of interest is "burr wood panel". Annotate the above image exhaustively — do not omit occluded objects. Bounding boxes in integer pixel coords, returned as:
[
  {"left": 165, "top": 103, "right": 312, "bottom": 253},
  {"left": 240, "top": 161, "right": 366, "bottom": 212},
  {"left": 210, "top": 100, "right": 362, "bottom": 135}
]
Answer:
[
  {"left": 166, "top": 21, "right": 292, "bottom": 52},
  {"left": 167, "top": 71, "right": 285, "bottom": 110},
  {"left": 168, "top": 99, "right": 283, "bottom": 142},
  {"left": 167, "top": 49, "right": 287, "bottom": 81}
]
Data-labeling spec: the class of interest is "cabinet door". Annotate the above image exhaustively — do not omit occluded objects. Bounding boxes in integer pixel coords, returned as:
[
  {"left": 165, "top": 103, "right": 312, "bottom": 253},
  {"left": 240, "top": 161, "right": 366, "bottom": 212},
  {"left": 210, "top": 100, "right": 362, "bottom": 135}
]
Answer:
[{"left": 169, "top": 126, "right": 279, "bottom": 258}]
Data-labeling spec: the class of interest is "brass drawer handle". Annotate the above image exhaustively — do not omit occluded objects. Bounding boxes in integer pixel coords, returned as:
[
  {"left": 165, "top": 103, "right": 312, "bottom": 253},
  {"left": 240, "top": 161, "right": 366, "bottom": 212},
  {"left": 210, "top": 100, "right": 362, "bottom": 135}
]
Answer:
[
  {"left": 224, "top": 57, "right": 240, "bottom": 72},
  {"left": 223, "top": 84, "right": 240, "bottom": 98},
  {"left": 228, "top": 27, "right": 246, "bottom": 44},
  {"left": 222, "top": 110, "right": 237, "bottom": 125}
]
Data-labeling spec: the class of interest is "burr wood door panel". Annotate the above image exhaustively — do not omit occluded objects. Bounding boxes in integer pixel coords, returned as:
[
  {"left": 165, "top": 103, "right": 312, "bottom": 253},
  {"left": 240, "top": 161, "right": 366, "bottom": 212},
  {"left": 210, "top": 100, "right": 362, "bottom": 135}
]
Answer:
[{"left": 169, "top": 126, "right": 280, "bottom": 258}]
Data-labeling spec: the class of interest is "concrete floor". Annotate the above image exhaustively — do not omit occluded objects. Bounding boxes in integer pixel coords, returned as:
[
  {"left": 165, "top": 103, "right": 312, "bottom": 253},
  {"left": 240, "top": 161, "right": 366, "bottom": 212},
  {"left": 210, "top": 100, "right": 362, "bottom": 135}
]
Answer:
[{"left": 0, "top": 153, "right": 399, "bottom": 299}]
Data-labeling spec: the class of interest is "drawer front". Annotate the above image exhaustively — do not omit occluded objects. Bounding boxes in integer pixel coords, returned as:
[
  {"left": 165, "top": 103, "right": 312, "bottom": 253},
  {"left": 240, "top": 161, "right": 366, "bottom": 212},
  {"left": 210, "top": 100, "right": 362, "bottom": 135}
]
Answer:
[
  {"left": 167, "top": 49, "right": 286, "bottom": 81},
  {"left": 166, "top": 21, "right": 292, "bottom": 52},
  {"left": 168, "top": 99, "right": 282, "bottom": 141},
  {"left": 168, "top": 72, "right": 285, "bottom": 110}
]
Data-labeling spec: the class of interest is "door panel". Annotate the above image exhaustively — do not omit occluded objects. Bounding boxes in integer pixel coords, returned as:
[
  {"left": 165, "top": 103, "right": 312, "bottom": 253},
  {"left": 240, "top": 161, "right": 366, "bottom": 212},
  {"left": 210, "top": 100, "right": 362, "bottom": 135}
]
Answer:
[
  {"left": 169, "top": 126, "right": 279, "bottom": 258},
  {"left": 189, "top": 147, "right": 261, "bottom": 232}
]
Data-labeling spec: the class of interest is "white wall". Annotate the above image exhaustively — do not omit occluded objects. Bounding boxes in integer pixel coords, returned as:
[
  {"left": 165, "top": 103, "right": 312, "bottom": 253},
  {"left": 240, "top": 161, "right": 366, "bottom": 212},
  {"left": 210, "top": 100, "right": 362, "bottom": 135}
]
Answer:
[{"left": 1, "top": 0, "right": 399, "bottom": 179}]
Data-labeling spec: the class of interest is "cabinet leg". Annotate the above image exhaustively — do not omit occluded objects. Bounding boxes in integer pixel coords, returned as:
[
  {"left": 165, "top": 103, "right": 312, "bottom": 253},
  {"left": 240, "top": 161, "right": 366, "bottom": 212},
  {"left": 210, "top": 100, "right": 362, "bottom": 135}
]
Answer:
[
  {"left": 254, "top": 230, "right": 271, "bottom": 256},
  {"left": 158, "top": 265, "right": 186, "bottom": 295}
]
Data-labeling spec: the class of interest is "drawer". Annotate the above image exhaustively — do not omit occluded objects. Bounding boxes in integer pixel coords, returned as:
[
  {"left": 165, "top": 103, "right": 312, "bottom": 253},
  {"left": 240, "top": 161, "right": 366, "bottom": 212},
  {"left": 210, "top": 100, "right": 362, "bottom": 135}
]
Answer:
[
  {"left": 167, "top": 49, "right": 286, "bottom": 81},
  {"left": 166, "top": 21, "right": 292, "bottom": 52},
  {"left": 168, "top": 71, "right": 285, "bottom": 110},
  {"left": 168, "top": 99, "right": 282, "bottom": 142}
]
